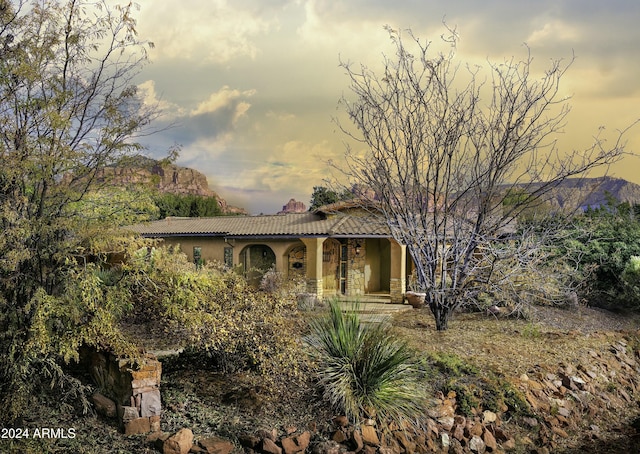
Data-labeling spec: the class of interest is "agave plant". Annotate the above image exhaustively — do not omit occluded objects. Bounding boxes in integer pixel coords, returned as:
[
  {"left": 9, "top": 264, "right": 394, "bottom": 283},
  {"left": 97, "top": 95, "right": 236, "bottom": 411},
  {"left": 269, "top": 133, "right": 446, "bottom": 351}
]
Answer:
[{"left": 307, "top": 300, "right": 426, "bottom": 427}]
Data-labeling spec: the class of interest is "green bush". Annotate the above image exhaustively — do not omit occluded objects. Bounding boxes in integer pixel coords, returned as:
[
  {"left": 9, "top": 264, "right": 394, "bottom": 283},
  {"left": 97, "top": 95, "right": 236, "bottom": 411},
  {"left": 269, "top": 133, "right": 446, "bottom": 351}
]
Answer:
[
  {"left": 307, "top": 300, "right": 426, "bottom": 427},
  {"left": 560, "top": 200, "right": 640, "bottom": 311}
]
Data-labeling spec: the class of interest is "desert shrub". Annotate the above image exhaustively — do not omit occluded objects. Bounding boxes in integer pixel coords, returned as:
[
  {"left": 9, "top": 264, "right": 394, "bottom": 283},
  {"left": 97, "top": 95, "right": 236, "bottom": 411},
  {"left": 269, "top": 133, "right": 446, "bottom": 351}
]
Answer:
[
  {"left": 120, "top": 244, "right": 305, "bottom": 381},
  {"left": 560, "top": 200, "right": 640, "bottom": 311},
  {"left": 306, "top": 300, "right": 426, "bottom": 427}
]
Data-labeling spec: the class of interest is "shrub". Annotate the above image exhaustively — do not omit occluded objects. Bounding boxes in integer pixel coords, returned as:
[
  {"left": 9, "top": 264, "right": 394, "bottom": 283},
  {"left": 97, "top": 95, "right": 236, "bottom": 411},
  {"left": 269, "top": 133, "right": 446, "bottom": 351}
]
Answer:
[
  {"left": 121, "top": 245, "right": 305, "bottom": 382},
  {"left": 306, "top": 300, "right": 426, "bottom": 427}
]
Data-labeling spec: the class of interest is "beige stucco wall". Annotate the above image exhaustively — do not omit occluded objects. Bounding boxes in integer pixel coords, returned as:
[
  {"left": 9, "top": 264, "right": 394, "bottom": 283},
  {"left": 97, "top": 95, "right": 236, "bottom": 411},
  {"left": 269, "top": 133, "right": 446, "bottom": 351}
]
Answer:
[
  {"left": 159, "top": 236, "right": 305, "bottom": 277},
  {"left": 157, "top": 235, "right": 407, "bottom": 302}
]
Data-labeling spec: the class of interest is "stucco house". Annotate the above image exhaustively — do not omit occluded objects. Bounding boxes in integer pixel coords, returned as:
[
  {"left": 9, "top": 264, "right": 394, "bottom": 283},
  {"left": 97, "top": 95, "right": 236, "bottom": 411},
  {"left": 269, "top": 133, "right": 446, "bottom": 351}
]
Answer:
[{"left": 130, "top": 204, "right": 410, "bottom": 303}]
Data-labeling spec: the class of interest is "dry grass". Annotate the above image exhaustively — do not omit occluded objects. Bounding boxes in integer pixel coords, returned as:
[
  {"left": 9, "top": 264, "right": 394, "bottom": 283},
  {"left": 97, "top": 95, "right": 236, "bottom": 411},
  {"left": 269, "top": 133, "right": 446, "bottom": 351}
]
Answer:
[{"left": 392, "top": 305, "right": 640, "bottom": 377}]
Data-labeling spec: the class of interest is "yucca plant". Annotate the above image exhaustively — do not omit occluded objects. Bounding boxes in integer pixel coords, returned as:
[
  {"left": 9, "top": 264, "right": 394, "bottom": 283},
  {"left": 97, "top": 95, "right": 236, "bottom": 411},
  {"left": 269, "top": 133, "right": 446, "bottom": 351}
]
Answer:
[{"left": 307, "top": 300, "right": 426, "bottom": 427}]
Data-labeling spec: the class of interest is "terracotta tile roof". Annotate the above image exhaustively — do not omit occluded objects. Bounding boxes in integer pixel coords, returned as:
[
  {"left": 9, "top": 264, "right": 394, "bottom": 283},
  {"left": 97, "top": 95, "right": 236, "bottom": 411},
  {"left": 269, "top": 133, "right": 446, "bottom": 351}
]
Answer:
[{"left": 128, "top": 212, "right": 391, "bottom": 238}]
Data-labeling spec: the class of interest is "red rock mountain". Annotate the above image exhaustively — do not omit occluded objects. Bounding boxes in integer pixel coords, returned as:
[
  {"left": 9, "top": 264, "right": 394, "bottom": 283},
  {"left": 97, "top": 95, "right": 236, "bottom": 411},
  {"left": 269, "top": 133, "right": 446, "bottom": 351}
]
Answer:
[{"left": 95, "top": 157, "right": 247, "bottom": 215}]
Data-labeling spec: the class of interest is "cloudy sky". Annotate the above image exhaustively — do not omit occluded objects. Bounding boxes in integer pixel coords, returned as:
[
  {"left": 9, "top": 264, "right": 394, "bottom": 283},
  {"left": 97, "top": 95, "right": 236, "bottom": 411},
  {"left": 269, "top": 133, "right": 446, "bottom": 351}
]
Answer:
[{"left": 131, "top": 0, "right": 640, "bottom": 214}]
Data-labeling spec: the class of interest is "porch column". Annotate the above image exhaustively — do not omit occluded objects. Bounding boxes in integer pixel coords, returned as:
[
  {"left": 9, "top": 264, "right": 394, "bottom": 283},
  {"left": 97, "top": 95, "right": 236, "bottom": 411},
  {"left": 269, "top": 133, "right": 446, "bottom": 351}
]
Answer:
[
  {"left": 389, "top": 239, "right": 406, "bottom": 303},
  {"left": 301, "top": 237, "right": 326, "bottom": 301}
]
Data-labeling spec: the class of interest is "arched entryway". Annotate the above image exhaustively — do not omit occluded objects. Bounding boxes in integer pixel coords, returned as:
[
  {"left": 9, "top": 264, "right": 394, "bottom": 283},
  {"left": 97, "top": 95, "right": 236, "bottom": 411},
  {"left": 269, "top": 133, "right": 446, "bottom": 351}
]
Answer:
[{"left": 240, "top": 244, "right": 276, "bottom": 287}]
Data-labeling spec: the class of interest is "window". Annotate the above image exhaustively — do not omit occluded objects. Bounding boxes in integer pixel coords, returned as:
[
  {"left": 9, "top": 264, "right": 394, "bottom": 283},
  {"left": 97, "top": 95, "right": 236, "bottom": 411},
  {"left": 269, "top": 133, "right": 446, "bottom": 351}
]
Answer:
[
  {"left": 193, "top": 247, "right": 202, "bottom": 269},
  {"left": 224, "top": 247, "right": 233, "bottom": 268}
]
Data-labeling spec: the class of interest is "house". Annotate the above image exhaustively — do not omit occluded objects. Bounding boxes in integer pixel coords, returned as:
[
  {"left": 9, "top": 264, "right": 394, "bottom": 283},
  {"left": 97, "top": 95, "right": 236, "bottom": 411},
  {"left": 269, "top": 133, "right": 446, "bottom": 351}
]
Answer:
[{"left": 129, "top": 204, "right": 410, "bottom": 303}]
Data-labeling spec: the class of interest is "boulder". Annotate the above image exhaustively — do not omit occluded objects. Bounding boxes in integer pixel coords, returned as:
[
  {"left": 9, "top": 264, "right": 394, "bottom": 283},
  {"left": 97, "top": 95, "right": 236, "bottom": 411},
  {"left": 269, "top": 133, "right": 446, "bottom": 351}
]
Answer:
[
  {"left": 199, "top": 436, "right": 234, "bottom": 454},
  {"left": 91, "top": 392, "right": 116, "bottom": 418},
  {"left": 163, "top": 428, "right": 194, "bottom": 454}
]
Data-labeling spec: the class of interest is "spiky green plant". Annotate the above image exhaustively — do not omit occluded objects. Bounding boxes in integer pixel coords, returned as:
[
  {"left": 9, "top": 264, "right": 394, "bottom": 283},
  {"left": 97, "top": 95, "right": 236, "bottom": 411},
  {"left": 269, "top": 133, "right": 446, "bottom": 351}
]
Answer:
[{"left": 307, "top": 300, "right": 426, "bottom": 427}]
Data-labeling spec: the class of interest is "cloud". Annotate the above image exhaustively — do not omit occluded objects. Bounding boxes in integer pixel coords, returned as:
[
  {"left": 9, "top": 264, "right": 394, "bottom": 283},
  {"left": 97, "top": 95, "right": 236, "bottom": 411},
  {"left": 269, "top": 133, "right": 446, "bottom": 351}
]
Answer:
[
  {"left": 137, "top": 0, "right": 282, "bottom": 64},
  {"left": 191, "top": 86, "right": 256, "bottom": 119},
  {"left": 137, "top": 80, "right": 186, "bottom": 121},
  {"left": 526, "top": 20, "right": 581, "bottom": 46}
]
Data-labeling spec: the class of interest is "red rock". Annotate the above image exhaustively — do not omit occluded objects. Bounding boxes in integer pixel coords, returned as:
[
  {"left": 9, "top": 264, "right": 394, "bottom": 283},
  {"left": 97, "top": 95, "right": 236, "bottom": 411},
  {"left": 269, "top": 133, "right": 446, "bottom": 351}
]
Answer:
[
  {"left": 361, "top": 425, "right": 380, "bottom": 446},
  {"left": 295, "top": 432, "right": 311, "bottom": 452},
  {"left": 483, "top": 428, "right": 497, "bottom": 451},
  {"left": 333, "top": 416, "right": 349, "bottom": 427},
  {"left": 91, "top": 392, "right": 117, "bottom": 418},
  {"left": 331, "top": 430, "right": 347, "bottom": 443},
  {"left": 199, "top": 436, "right": 234, "bottom": 454},
  {"left": 164, "top": 428, "right": 194, "bottom": 454},
  {"left": 351, "top": 429, "right": 364, "bottom": 452},
  {"left": 260, "top": 438, "right": 282, "bottom": 454},
  {"left": 124, "top": 417, "right": 151, "bottom": 436}
]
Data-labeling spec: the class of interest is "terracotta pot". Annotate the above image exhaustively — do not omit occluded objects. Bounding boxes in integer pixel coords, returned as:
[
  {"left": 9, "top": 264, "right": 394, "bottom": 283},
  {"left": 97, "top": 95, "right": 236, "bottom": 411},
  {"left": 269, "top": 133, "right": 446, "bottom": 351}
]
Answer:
[{"left": 405, "top": 291, "right": 426, "bottom": 309}]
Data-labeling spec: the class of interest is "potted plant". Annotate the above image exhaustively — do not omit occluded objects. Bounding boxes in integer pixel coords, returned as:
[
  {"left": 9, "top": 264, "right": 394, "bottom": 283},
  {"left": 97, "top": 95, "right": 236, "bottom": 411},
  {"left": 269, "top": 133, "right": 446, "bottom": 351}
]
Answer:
[{"left": 405, "top": 272, "right": 426, "bottom": 308}]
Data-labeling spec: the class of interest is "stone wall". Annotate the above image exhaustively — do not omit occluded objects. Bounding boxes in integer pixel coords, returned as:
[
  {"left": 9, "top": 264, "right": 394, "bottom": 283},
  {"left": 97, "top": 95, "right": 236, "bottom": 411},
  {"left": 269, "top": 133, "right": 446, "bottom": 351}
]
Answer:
[
  {"left": 86, "top": 349, "right": 162, "bottom": 435},
  {"left": 347, "top": 239, "right": 366, "bottom": 297}
]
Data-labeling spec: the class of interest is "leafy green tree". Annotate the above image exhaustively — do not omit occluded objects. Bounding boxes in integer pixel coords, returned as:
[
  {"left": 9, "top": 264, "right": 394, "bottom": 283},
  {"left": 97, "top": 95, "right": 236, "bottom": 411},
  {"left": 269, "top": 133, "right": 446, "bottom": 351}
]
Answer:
[
  {"left": 309, "top": 185, "right": 352, "bottom": 211},
  {"left": 154, "top": 192, "right": 222, "bottom": 218},
  {"left": 0, "top": 0, "right": 156, "bottom": 422}
]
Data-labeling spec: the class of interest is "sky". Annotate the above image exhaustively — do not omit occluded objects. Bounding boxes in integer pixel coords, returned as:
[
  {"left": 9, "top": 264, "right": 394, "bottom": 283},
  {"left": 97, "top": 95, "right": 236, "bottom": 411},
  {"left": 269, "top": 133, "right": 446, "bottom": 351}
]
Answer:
[{"left": 130, "top": 0, "right": 640, "bottom": 214}]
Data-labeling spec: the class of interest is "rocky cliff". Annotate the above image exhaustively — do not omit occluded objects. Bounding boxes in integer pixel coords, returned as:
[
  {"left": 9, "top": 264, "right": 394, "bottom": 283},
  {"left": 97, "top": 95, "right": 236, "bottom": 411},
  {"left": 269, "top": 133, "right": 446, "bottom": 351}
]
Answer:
[{"left": 96, "top": 157, "right": 247, "bottom": 215}]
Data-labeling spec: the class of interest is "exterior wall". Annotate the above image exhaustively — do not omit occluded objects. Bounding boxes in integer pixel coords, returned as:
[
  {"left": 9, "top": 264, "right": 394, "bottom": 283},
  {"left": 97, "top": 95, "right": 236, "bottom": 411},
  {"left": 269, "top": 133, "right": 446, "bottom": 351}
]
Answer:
[
  {"left": 159, "top": 237, "right": 305, "bottom": 277},
  {"left": 159, "top": 237, "right": 229, "bottom": 265},
  {"left": 156, "top": 235, "right": 408, "bottom": 303}
]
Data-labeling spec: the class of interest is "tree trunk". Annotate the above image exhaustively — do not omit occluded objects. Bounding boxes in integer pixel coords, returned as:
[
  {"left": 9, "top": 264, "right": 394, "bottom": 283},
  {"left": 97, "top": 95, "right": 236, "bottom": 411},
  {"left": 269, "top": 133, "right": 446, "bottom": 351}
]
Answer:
[
  {"left": 428, "top": 291, "right": 452, "bottom": 331},
  {"left": 430, "top": 303, "right": 451, "bottom": 331}
]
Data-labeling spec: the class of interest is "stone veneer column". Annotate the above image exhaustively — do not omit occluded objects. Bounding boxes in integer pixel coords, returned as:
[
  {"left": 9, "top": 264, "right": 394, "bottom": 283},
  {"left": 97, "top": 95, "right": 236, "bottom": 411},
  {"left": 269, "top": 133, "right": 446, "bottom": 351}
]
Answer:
[
  {"left": 347, "top": 239, "right": 366, "bottom": 297},
  {"left": 389, "top": 240, "right": 406, "bottom": 303},
  {"left": 300, "top": 237, "right": 326, "bottom": 301},
  {"left": 86, "top": 350, "right": 162, "bottom": 435}
]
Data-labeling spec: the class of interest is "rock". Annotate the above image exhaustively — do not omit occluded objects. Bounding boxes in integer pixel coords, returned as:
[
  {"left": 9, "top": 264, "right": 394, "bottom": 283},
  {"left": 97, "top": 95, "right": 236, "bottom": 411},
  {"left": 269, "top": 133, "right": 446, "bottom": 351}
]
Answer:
[
  {"left": 351, "top": 429, "right": 364, "bottom": 452},
  {"left": 140, "top": 388, "right": 162, "bottom": 417},
  {"left": 164, "top": 428, "right": 194, "bottom": 454},
  {"left": 199, "top": 436, "right": 234, "bottom": 454},
  {"left": 331, "top": 430, "right": 347, "bottom": 443},
  {"left": 551, "top": 427, "right": 569, "bottom": 438},
  {"left": 469, "top": 435, "right": 486, "bottom": 453},
  {"left": 311, "top": 441, "right": 342, "bottom": 454},
  {"left": 239, "top": 434, "right": 260, "bottom": 449},
  {"left": 437, "top": 416, "right": 454, "bottom": 431},
  {"left": 124, "top": 417, "right": 151, "bottom": 436},
  {"left": 119, "top": 405, "right": 140, "bottom": 423},
  {"left": 333, "top": 416, "right": 349, "bottom": 427},
  {"left": 394, "top": 431, "right": 416, "bottom": 453},
  {"left": 363, "top": 446, "right": 377, "bottom": 454},
  {"left": 278, "top": 199, "right": 307, "bottom": 214},
  {"left": 256, "top": 428, "right": 278, "bottom": 442},
  {"left": 482, "top": 410, "right": 497, "bottom": 424},
  {"left": 441, "top": 432, "right": 450, "bottom": 448},
  {"left": 260, "top": 438, "right": 282, "bottom": 454},
  {"left": 91, "top": 392, "right": 117, "bottom": 418},
  {"left": 483, "top": 429, "right": 497, "bottom": 452},
  {"left": 361, "top": 425, "right": 380, "bottom": 446}
]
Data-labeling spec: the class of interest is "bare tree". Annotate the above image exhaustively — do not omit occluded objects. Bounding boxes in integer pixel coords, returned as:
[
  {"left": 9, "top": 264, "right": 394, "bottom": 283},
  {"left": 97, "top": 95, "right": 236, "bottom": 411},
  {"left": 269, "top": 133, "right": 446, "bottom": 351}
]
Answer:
[{"left": 337, "top": 26, "right": 635, "bottom": 330}]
